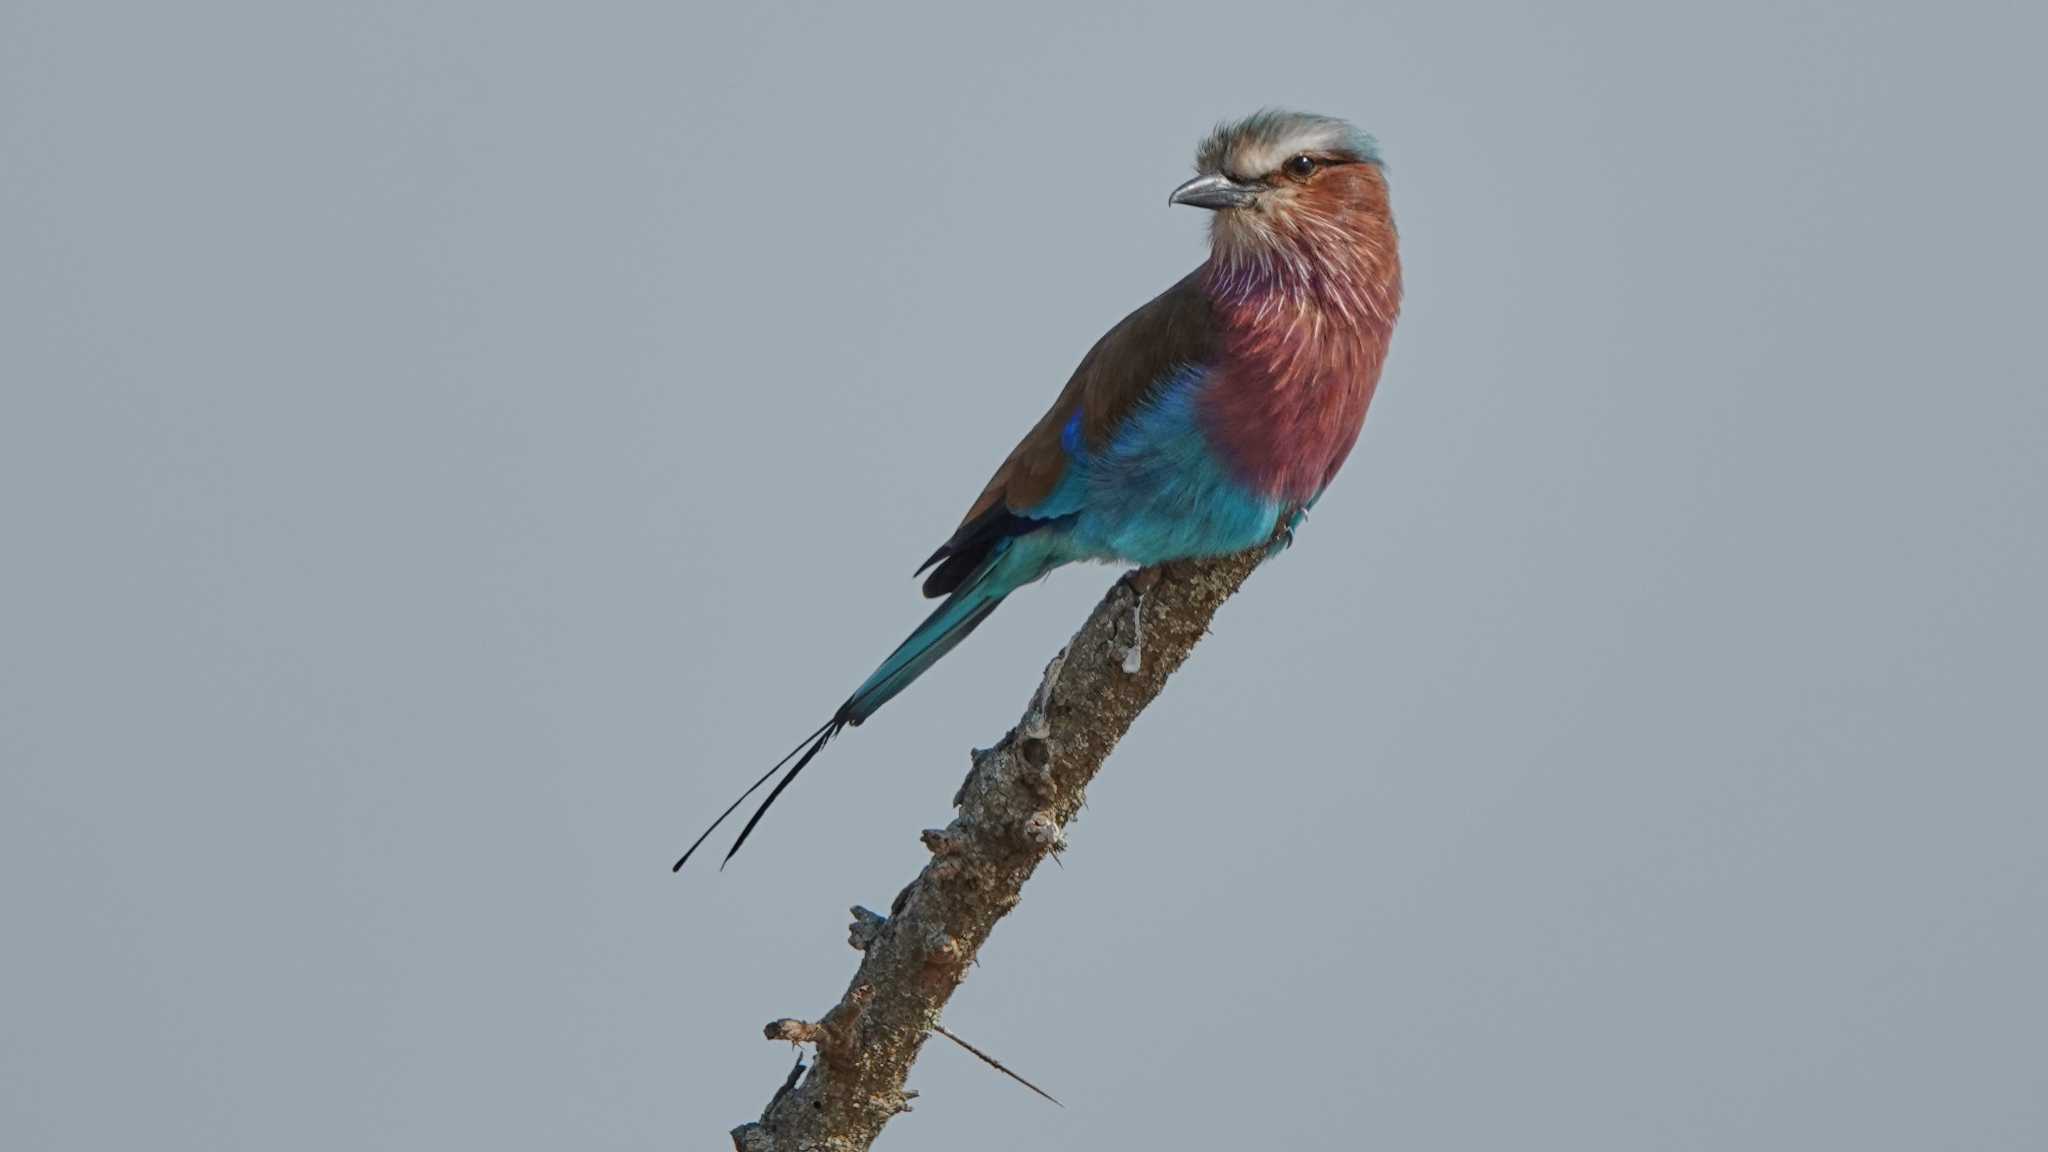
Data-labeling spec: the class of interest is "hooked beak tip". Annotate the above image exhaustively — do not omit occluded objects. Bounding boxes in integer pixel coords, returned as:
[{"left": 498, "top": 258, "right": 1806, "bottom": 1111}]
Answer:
[{"left": 1169, "top": 173, "right": 1259, "bottom": 211}]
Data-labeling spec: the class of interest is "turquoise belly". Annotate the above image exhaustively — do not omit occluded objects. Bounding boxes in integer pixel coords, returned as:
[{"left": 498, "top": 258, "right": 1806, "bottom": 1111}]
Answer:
[{"left": 1046, "top": 367, "right": 1282, "bottom": 567}]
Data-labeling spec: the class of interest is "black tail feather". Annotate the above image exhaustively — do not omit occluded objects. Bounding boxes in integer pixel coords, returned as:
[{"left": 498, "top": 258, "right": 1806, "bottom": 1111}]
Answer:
[
  {"left": 673, "top": 715, "right": 841, "bottom": 872},
  {"left": 720, "top": 718, "right": 844, "bottom": 868}
]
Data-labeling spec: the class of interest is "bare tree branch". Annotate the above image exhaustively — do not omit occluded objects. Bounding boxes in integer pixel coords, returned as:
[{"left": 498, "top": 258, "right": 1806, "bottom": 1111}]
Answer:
[{"left": 730, "top": 545, "right": 1268, "bottom": 1151}]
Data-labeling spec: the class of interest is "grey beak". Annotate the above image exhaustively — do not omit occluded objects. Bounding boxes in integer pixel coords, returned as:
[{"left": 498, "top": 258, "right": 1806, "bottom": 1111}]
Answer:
[{"left": 1168, "top": 173, "right": 1260, "bottom": 210}]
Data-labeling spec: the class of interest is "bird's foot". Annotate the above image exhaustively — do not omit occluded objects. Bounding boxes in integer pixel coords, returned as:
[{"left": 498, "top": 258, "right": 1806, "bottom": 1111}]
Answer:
[{"left": 1265, "top": 504, "right": 1310, "bottom": 560}]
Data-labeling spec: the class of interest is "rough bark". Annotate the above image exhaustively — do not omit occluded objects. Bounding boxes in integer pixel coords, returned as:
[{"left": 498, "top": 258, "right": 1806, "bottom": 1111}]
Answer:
[{"left": 730, "top": 545, "right": 1267, "bottom": 1151}]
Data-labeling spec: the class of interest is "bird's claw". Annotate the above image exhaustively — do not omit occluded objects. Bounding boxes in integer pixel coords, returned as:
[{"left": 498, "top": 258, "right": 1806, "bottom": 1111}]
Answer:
[{"left": 1265, "top": 502, "right": 1313, "bottom": 559}]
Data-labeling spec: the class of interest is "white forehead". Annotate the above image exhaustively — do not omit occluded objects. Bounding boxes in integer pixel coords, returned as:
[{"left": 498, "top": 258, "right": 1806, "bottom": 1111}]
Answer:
[
  {"left": 1196, "top": 111, "right": 1379, "bottom": 179},
  {"left": 1228, "top": 122, "right": 1353, "bottom": 177}
]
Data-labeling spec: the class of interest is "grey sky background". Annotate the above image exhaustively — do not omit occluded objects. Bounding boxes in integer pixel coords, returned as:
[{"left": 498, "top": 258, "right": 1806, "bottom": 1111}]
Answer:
[{"left": 4, "top": 2, "right": 2044, "bottom": 1148}]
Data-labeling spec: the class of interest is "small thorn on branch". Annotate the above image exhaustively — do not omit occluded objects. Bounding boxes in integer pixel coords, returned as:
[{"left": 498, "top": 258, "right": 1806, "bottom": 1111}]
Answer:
[{"left": 931, "top": 1023, "right": 1063, "bottom": 1108}]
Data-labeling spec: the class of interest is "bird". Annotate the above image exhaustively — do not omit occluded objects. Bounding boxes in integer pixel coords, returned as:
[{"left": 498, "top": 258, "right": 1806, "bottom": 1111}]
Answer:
[{"left": 676, "top": 109, "right": 1402, "bottom": 871}]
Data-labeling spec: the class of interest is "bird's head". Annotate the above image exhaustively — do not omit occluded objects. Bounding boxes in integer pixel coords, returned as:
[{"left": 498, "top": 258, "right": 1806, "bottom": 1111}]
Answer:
[{"left": 1171, "top": 110, "right": 1395, "bottom": 294}]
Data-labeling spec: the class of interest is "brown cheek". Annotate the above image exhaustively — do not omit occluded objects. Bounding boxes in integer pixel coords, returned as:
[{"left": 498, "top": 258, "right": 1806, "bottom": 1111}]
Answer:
[{"left": 1315, "top": 166, "right": 1390, "bottom": 215}]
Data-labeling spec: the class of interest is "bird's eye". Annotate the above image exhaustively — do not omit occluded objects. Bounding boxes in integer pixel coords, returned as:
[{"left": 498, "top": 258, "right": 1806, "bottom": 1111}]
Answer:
[{"left": 1284, "top": 153, "right": 1317, "bottom": 179}]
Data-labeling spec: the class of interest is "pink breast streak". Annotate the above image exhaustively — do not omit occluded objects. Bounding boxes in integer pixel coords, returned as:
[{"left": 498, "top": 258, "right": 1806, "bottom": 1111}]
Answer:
[{"left": 1199, "top": 293, "right": 1396, "bottom": 506}]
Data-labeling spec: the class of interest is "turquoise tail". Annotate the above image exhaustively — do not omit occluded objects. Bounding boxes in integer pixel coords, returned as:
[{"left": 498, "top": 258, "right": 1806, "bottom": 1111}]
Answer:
[
  {"left": 843, "top": 570, "right": 1010, "bottom": 725},
  {"left": 673, "top": 549, "right": 1028, "bottom": 872}
]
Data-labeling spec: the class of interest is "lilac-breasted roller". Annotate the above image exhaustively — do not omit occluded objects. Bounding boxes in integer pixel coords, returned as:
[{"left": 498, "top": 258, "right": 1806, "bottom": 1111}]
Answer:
[{"left": 677, "top": 110, "right": 1402, "bottom": 870}]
